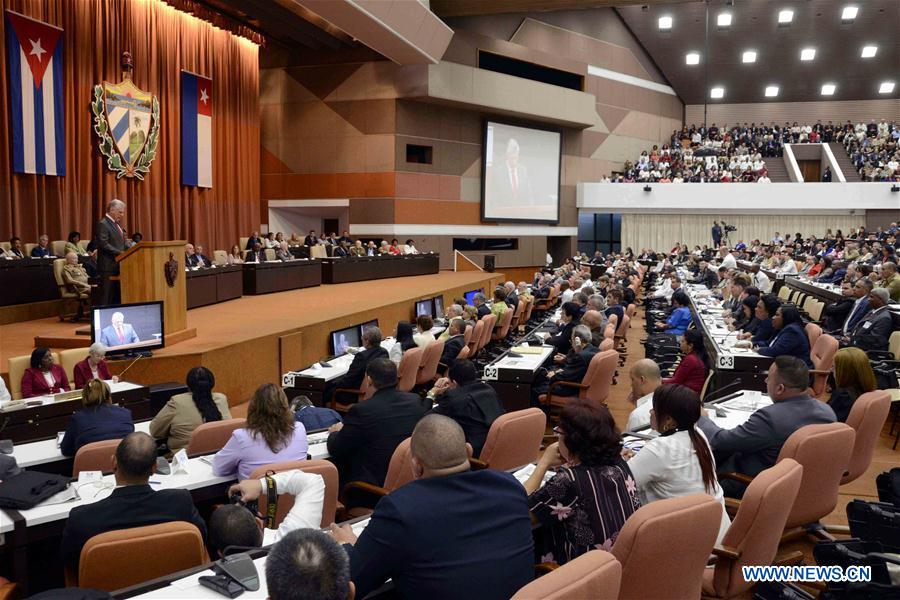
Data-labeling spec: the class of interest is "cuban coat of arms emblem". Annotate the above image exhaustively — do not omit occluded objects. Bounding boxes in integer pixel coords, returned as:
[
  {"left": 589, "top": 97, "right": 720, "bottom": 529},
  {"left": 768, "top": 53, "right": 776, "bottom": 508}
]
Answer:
[{"left": 91, "top": 52, "right": 160, "bottom": 179}]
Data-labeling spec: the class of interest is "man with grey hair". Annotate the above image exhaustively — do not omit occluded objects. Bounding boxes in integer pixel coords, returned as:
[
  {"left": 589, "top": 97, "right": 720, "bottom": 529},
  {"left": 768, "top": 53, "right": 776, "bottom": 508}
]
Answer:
[
  {"left": 531, "top": 324, "right": 598, "bottom": 405},
  {"left": 848, "top": 287, "right": 893, "bottom": 352},
  {"left": 95, "top": 198, "right": 127, "bottom": 305},
  {"left": 503, "top": 281, "right": 518, "bottom": 309},
  {"left": 330, "top": 414, "right": 533, "bottom": 600},
  {"left": 490, "top": 137, "right": 533, "bottom": 206},
  {"left": 325, "top": 326, "right": 388, "bottom": 407},
  {"left": 472, "top": 292, "right": 490, "bottom": 318},
  {"left": 438, "top": 304, "right": 464, "bottom": 342},
  {"left": 879, "top": 261, "right": 900, "bottom": 301},
  {"left": 62, "top": 251, "right": 92, "bottom": 298}
]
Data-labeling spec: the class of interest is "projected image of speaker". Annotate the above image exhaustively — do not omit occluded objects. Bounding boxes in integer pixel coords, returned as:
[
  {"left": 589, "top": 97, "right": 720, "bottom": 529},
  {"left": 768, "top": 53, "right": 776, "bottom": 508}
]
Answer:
[
  {"left": 482, "top": 120, "right": 561, "bottom": 223},
  {"left": 91, "top": 301, "right": 165, "bottom": 357}
]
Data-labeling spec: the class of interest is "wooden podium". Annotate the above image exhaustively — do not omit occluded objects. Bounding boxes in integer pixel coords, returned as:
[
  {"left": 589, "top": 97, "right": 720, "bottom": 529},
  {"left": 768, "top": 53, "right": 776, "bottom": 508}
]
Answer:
[{"left": 116, "top": 241, "right": 197, "bottom": 345}]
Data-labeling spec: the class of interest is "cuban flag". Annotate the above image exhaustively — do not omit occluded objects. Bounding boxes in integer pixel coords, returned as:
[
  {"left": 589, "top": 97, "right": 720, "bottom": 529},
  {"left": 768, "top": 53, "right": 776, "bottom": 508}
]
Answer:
[
  {"left": 181, "top": 71, "right": 212, "bottom": 188},
  {"left": 5, "top": 11, "right": 65, "bottom": 176}
]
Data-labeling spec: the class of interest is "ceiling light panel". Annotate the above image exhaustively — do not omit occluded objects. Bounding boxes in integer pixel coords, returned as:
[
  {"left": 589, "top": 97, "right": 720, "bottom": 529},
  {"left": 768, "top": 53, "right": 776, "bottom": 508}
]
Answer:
[
  {"left": 861, "top": 45, "right": 877, "bottom": 58},
  {"left": 821, "top": 83, "right": 836, "bottom": 95},
  {"left": 800, "top": 48, "right": 816, "bottom": 61},
  {"left": 765, "top": 86, "right": 779, "bottom": 97},
  {"left": 742, "top": 50, "right": 757, "bottom": 63},
  {"left": 710, "top": 87, "right": 724, "bottom": 99},
  {"left": 685, "top": 52, "right": 700, "bottom": 65},
  {"left": 658, "top": 16, "right": 672, "bottom": 30},
  {"left": 878, "top": 82, "right": 895, "bottom": 94},
  {"left": 717, "top": 12, "right": 732, "bottom": 27},
  {"left": 778, "top": 10, "right": 794, "bottom": 24},
  {"left": 842, "top": 6, "right": 858, "bottom": 21}
]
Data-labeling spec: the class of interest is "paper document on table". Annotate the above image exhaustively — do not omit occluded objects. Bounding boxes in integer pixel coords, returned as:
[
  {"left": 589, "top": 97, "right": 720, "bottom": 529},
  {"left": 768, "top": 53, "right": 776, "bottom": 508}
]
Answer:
[
  {"left": 510, "top": 346, "right": 545, "bottom": 354},
  {"left": 512, "top": 464, "right": 555, "bottom": 487}
]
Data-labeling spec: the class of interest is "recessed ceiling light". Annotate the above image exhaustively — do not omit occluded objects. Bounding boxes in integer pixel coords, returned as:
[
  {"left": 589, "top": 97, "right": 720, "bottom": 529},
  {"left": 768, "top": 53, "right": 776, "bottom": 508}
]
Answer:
[
  {"left": 742, "top": 50, "right": 757, "bottom": 63},
  {"left": 861, "top": 45, "right": 877, "bottom": 58},
  {"left": 800, "top": 48, "right": 816, "bottom": 61},
  {"left": 658, "top": 16, "right": 672, "bottom": 30},
  {"left": 841, "top": 6, "right": 858, "bottom": 21},
  {"left": 710, "top": 87, "right": 725, "bottom": 99},
  {"left": 879, "top": 82, "right": 895, "bottom": 94},
  {"left": 685, "top": 52, "right": 700, "bottom": 65},
  {"left": 778, "top": 9, "right": 794, "bottom": 24},
  {"left": 821, "top": 83, "right": 836, "bottom": 96},
  {"left": 717, "top": 12, "right": 732, "bottom": 27},
  {"left": 765, "top": 85, "right": 779, "bottom": 97}
]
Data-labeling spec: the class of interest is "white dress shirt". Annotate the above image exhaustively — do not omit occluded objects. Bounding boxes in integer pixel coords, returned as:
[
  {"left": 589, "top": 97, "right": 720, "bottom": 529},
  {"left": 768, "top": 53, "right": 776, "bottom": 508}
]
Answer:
[
  {"left": 413, "top": 331, "right": 434, "bottom": 349},
  {"left": 779, "top": 260, "right": 798, "bottom": 274},
  {"left": 752, "top": 271, "right": 771, "bottom": 293},
  {"left": 260, "top": 470, "right": 326, "bottom": 545},
  {"left": 628, "top": 429, "right": 731, "bottom": 544},
  {"left": 720, "top": 254, "right": 737, "bottom": 269},
  {"left": 625, "top": 393, "right": 653, "bottom": 431},
  {"left": 0, "top": 376, "right": 10, "bottom": 406}
]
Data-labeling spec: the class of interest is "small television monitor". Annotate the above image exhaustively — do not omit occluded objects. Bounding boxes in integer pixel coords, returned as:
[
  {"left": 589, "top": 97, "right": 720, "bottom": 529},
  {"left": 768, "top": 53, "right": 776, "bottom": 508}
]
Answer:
[
  {"left": 433, "top": 296, "right": 444, "bottom": 317},
  {"left": 463, "top": 289, "right": 483, "bottom": 305},
  {"left": 331, "top": 326, "right": 361, "bottom": 356},
  {"left": 415, "top": 299, "right": 433, "bottom": 318},
  {"left": 357, "top": 319, "right": 378, "bottom": 338},
  {"left": 91, "top": 301, "right": 165, "bottom": 356}
]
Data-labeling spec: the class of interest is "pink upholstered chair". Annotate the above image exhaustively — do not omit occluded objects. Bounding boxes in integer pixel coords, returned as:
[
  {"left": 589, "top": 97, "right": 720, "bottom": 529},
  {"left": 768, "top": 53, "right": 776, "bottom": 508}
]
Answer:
[
  {"left": 396, "top": 347, "right": 424, "bottom": 392},
  {"left": 185, "top": 418, "right": 246, "bottom": 455},
  {"left": 477, "top": 314, "right": 496, "bottom": 352},
  {"left": 342, "top": 438, "right": 414, "bottom": 518},
  {"left": 466, "top": 320, "right": 485, "bottom": 355},
  {"left": 511, "top": 550, "right": 621, "bottom": 600},
  {"left": 491, "top": 307, "right": 515, "bottom": 341},
  {"left": 808, "top": 333, "right": 839, "bottom": 397},
  {"left": 539, "top": 349, "right": 617, "bottom": 409},
  {"left": 475, "top": 408, "right": 546, "bottom": 470},
  {"left": 612, "top": 493, "right": 722, "bottom": 600},
  {"left": 416, "top": 340, "right": 444, "bottom": 386},
  {"left": 72, "top": 439, "right": 121, "bottom": 476},
  {"left": 841, "top": 390, "right": 891, "bottom": 485},
  {"left": 805, "top": 322, "right": 822, "bottom": 350},
  {"left": 701, "top": 459, "right": 804, "bottom": 599}
]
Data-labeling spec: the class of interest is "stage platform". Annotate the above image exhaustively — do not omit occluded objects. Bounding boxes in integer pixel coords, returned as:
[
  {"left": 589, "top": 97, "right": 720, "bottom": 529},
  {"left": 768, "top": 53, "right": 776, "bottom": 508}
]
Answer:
[{"left": 0, "top": 271, "right": 503, "bottom": 405}]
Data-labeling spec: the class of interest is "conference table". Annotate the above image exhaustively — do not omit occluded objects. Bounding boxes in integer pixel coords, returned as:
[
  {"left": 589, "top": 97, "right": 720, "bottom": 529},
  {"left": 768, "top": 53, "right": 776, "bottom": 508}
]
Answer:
[
  {"left": 242, "top": 259, "right": 322, "bottom": 295},
  {"left": 0, "top": 258, "right": 60, "bottom": 306},
  {"left": 735, "top": 260, "right": 785, "bottom": 294},
  {"left": 319, "top": 253, "right": 439, "bottom": 284},
  {"left": 0, "top": 381, "right": 150, "bottom": 445},
  {"left": 682, "top": 283, "right": 773, "bottom": 392},
  {"left": 783, "top": 276, "right": 843, "bottom": 304},
  {"left": 185, "top": 265, "right": 243, "bottom": 309}
]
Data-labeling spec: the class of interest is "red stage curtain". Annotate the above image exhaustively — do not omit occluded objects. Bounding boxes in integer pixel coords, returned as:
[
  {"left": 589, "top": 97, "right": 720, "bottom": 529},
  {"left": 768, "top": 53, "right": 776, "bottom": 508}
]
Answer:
[{"left": 0, "top": 0, "right": 260, "bottom": 251}]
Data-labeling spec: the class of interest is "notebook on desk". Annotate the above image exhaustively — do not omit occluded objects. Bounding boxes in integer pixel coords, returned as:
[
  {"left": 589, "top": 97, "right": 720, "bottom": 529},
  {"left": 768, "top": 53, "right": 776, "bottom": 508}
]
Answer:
[{"left": 510, "top": 345, "right": 545, "bottom": 354}]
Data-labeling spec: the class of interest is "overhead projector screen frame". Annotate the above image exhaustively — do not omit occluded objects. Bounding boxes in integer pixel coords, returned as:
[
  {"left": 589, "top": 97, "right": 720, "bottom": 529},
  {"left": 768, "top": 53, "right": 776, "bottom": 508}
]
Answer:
[{"left": 480, "top": 118, "right": 562, "bottom": 225}]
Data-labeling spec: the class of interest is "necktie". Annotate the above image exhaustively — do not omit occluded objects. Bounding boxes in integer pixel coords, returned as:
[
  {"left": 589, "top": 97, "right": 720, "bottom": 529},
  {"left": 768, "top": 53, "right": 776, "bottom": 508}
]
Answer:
[
  {"left": 510, "top": 168, "right": 518, "bottom": 198},
  {"left": 117, "top": 326, "right": 125, "bottom": 343}
]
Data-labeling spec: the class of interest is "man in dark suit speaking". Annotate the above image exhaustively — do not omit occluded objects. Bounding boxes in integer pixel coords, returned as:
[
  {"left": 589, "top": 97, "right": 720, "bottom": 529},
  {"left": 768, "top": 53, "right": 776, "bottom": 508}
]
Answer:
[
  {"left": 60, "top": 432, "right": 207, "bottom": 570},
  {"left": 95, "top": 198, "right": 129, "bottom": 306},
  {"left": 490, "top": 138, "right": 533, "bottom": 206}
]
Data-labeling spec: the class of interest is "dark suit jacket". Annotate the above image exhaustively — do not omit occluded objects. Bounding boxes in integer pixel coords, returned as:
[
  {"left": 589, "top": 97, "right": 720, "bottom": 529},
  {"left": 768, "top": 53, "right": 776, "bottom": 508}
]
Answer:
[
  {"left": 505, "top": 291, "right": 519, "bottom": 309},
  {"left": 333, "top": 245, "right": 348, "bottom": 257},
  {"left": 844, "top": 298, "right": 870, "bottom": 333},
  {"left": 185, "top": 253, "right": 199, "bottom": 267},
  {"left": 60, "top": 484, "right": 206, "bottom": 569},
  {"left": 439, "top": 334, "right": 466, "bottom": 370},
  {"left": 303, "top": 235, "right": 318, "bottom": 246},
  {"left": 335, "top": 346, "right": 388, "bottom": 392},
  {"left": 31, "top": 246, "right": 51, "bottom": 258},
  {"left": 547, "top": 320, "right": 577, "bottom": 355},
  {"left": 756, "top": 322, "right": 812, "bottom": 367},
  {"left": 60, "top": 404, "right": 134, "bottom": 457},
  {"left": 245, "top": 249, "right": 266, "bottom": 263},
  {"left": 245, "top": 236, "right": 261, "bottom": 250},
  {"left": 827, "top": 387, "right": 860, "bottom": 423},
  {"left": 95, "top": 216, "right": 125, "bottom": 275},
  {"left": 346, "top": 469, "right": 534, "bottom": 600},
  {"left": 432, "top": 382, "right": 505, "bottom": 456},
  {"left": 695, "top": 268, "right": 718, "bottom": 289},
  {"left": 476, "top": 303, "right": 490, "bottom": 318},
  {"left": 549, "top": 344, "right": 599, "bottom": 396},
  {"left": 327, "top": 386, "right": 428, "bottom": 485},
  {"left": 698, "top": 394, "right": 836, "bottom": 478},
  {"left": 823, "top": 297, "right": 854, "bottom": 332},
  {"left": 849, "top": 308, "right": 893, "bottom": 352}
]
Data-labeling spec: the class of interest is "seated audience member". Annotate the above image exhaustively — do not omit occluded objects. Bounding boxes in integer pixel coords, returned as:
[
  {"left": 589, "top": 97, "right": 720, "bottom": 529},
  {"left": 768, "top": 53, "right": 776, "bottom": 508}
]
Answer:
[
  {"left": 663, "top": 329, "right": 709, "bottom": 393},
  {"left": 60, "top": 379, "right": 135, "bottom": 457},
  {"left": 740, "top": 293, "right": 778, "bottom": 345},
  {"left": 221, "top": 469, "right": 325, "bottom": 548},
  {"left": 842, "top": 278, "right": 873, "bottom": 336},
  {"left": 653, "top": 290, "right": 693, "bottom": 336},
  {"left": 828, "top": 347, "right": 878, "bottom": 422},
  {"left": 438, "top": 304, "right": 464, "bottom": 340},
  {"left": 131, "top": 232, "right": 143, "bottom": 245},
  {"left": 625, "top": 384, "right": 730, "bottom": 544},
  {"left": 73, "top": 343, "right": 115, "bottom": 389},
  {"left": 463, "top": 304, "right": 480, "bottom": 324},
  {"left": 699, "top": 356, "right": 836, "bottom": 497},
  {"left": 268, "top": 530, "right": 354, "bottom": 600},
  {"left": 194, "top": 245, "right": 211, "bottom": 267},
  {"left": 490, "top": 288, "right": 509, "bottom": 319},
  {"left": 472, "top": 292, "right": 490, "bottom": 318},
  {"left": 65, "top": 231, "right": 84, "bottom": 256},
  {"left": 31, "top": 234, "right": 52, "bottom": 257},
  {"left": 150, "top": 366, "right": 231, "bottom": 454},
  {"left": 292, "top": 395, "right": 342, "bottom": 431},
  {"left": 823, "top": 281, "right": 855, "bottom": 332},
  {"left": 325, "top": 326, "right": 389, "bottom": 405},
  {"left": 338, "top": 231, "right": 352, "bottom": 244},
  {"left": 21, "top": 347, "right": 70, "bottom": 398},
  {"left": 879, "top": 261, "right": 900, "bottom": 301},
  {"left": 275, "top": 241, "right": 293, "bottom": 261},
  {"left": 60, "top": 433, "right": 207, "bottom": 569},
  {"left": 184, "top": 243, "right": 199, "bottom": 267},
  {"left": 524, "top": 400, "right": 640, "bottom": 564},
  {"left": 581, "top": 309, "right": 609, "bottom": 347},
  {"left": 213, "top": 383, "right": 308, "bottom": 480},
  {"left": 755, "top": 306, "right": 812, "bottom": 367},
  {"left": 245, "top": 231, "right": 262, "bottom": 250},
  {"left": 428, "top": 360, "right": 505, "bottom": 456},
  {"left": 350, "top": 240, "right": 366, "bottom": 257},
  {"left": 332, "top": 240, "right": 349, "bottom": 257},
  {"left": 518, "top": 281, "right": 534, "bottom": 305},
  {"left": 264, "top": 232, "right": 278, "bottom": 249},
  {"left": 502, "top": 281, "right": 519, "bottom": 309},
  {"left": 438, "top": 318, "right": 467, "bottom": 372},
  {"left": 327, "top": 359, "right": 428, "bottom": 487},
  {"left": 208, "top": 504, "right": 261, "bottom": 557},
  {"left": 62, "top": 251, "right": 92, "bottom": 298},
  {"left": 403, "top": 239, "right": 419, "bottom": 254},
  {"left": 7, "top": 237, "right": 24, "bottom": 258},
  {"left": 414, "top": 315, "right": 435, "bottom": 348},
  {"left": 0, "top": 376, "right": 9, "bottom": 406},
  {"left": 731, "top": 295, "right": 760, "bottom": 334},
  {"left": 388, "top": 238, "right": 402, "bottom": 255},
  {"left": 848, "top": 288, "right": 893, "bottom": 352},
  {"left": 378, "top": 240, "right": 391, "bottom": 255},
  {"left": 532, "top": 325, "right": 598, "bottom": 405},
  {"left": 625, "top": 359, "right": 663, "bottom": 431},
  {"left": 366, "top": 241, "right": 378, "bottom": 256},
  {"left": 227, "top": 244, "right": 244, "bottom": 265},
  {"left": 389, "top": 321, "right": 417, "bottom": 364},
  {"left": 245, "top": 242, "right": 266, "bottom": 263},
  {"left": 546, "top": 301, "right": 581, "bottom": 354},
  {"left": 331, "top": 414, "right": 533, "bottom": 599},
  {"left": 605, "top": 288, "right": 625, "bottom": 325}
]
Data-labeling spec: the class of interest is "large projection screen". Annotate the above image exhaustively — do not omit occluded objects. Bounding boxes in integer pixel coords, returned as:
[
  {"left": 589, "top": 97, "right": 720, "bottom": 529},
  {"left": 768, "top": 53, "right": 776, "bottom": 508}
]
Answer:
[{"left": 482, "top": 120, "right": 561, "bottom": 224}]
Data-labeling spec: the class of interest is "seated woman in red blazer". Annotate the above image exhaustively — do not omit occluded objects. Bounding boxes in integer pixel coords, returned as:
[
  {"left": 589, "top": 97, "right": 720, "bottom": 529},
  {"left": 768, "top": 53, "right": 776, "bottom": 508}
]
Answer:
[
  {"left": 21, "top": 347, "right": 70, "bottom": 398},
  {"left": 73, "top": 343, "right": 118, "bottom": 389},
  {"left": 663, "top": 329, "right": 708, "bottom": 394}
]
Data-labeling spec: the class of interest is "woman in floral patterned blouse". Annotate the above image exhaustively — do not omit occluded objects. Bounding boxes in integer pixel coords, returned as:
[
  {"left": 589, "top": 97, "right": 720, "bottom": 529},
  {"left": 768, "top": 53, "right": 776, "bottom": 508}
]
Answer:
[{"left": 522, "top": 400, "right": 641, "bottom": 565}]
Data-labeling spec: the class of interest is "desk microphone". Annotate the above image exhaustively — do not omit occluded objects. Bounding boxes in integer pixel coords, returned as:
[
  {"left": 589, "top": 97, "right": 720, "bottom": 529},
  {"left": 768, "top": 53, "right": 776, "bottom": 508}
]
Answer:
[{"left": 703, "top": 378, "right": 744, "bottom": 404}]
